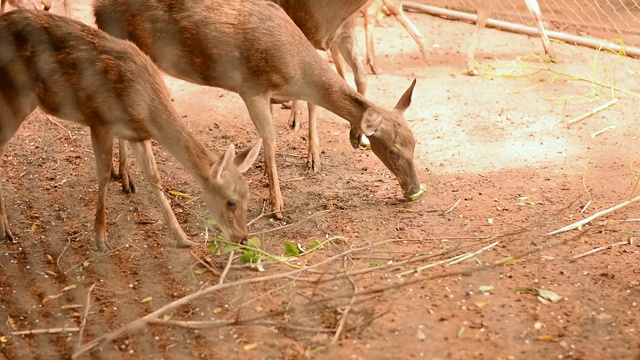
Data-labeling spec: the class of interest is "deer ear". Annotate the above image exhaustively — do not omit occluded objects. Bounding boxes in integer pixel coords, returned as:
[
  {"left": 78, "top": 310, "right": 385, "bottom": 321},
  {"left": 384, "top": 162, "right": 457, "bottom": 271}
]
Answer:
[
  {"left": 234, "top": 139, "right": 262, "bottom": 173},
  {"left": 394, "top": 79, "right": 416, "bottom": 114},
  {"left": 210, "top": 143, "right": 236, "bottom": 181},
  {"left": 360, "top": 108, "right": 383, "bottom": 137}
]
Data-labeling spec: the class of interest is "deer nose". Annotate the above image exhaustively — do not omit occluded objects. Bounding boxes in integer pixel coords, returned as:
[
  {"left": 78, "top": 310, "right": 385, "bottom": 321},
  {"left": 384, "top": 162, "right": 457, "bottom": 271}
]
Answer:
[{"left": 237, "top": 234, "right": 249, "bottom": 246}]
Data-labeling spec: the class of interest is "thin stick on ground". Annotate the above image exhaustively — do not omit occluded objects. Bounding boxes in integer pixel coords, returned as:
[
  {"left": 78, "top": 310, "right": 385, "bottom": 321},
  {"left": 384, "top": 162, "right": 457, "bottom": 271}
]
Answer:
[
  {"left": 249, "top": 209, "right": 331, "bottom": 236},
  {"left": 9, "top": 328, "right": 80, "bottom": 336},
  {"left": 331, "top": 257, "right": 357, "bottom": 345},
  {"left": 75, "top": 283, "right": 96, "bottom": 350},
  {"left": 566, "top": 98, "right": 618, "bottom": 127},
  {"left": 190, "top": 251, "right": 220, "bottom": 277},
  {"left": 548, "top": 194, "right": 640, "bottom": 235},
  {"left": 447, "top": 241, "right": 500, "bottom": 266},
  {"left": 572, "top": 239, "right": 633, "bottom": 260},
  {"left": 218, "top": 251, "right": 234, "bottom": 285},
  {"left": 444, "top": 199, "right": 461, "bottom": 215}
]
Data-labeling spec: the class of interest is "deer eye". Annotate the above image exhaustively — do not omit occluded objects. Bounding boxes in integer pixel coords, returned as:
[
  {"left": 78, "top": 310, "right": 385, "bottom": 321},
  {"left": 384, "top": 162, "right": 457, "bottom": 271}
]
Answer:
[{"left": 227, "top": 200, "right": 237, "bottom": 208}]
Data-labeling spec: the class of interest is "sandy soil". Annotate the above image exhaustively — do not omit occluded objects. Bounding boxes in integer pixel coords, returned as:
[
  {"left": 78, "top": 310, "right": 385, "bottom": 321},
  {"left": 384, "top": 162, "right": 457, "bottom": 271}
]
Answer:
[{"left": 1, "top": 1, "right": 639, "bottom": 359}]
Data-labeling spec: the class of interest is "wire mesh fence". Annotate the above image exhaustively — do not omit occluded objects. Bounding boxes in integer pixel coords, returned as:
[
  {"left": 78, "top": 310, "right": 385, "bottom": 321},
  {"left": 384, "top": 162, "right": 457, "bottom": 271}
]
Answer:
[{"left": 409, "top": 0, "right": 640, "bottom": 51}]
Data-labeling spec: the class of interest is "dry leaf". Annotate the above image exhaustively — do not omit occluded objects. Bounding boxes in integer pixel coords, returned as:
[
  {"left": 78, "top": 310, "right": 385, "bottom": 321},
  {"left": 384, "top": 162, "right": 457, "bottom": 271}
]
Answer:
[
  {"left": 243, "top": 343, "right": 257, "bottom": 351},
  {"left": 140, "top": 297, "right": 153, "bottom": 303},
  {"left": 417, "top": 329, "right": 426, "bottom": 341},
  {"left": 0, "top": 336, "right": 7, "bottom": 343},
  {"left": 42, "top": 294, "right": 63, "bottom": 304},
  {"left": 537, "top": 335, "right": 557, "bottom": 342},
  {"left": 169, "top": 190, "right": 192, "bottom": 199},
  {"left": 62, "top": 285, "right": 77, "bottom": 292}
]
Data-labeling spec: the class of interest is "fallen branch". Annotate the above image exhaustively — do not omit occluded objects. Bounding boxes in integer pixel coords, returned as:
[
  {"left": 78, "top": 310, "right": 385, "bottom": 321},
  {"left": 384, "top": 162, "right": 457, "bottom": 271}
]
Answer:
[
  {"left": 573, "top": 239, "right": 633, "bottom": 259},
  {"left": 547, "top": 194, "right": 640, "bottom": 235}
]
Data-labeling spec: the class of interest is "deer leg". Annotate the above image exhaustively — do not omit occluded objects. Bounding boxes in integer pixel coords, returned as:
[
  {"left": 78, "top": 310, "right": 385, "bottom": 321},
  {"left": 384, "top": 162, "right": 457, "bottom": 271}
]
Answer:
[
  {"left": 524, "top": 0, "right": 553, "bottom": 59},
  {"left": 467, "top": 0, "right": 493, "bottom": 76},
  {"left": 129, "top": 140, "right": 196, "bottom": 248},
  {"left": 287, "top": 100, "right": 304, "bottom": 131},
  {"left": 0, "top": 97, "right": 36, "bottom": 242},
  {"left": 332, "top": 27, "right": 368, "bottom": 96},
  {"left": 382, "top": 0, "right": 429, "bottom": 63},
  {"left": 89, "top": 128, "right": 114, "bottom": 252},
  {"left": 115, "top": 138, "right": 136, "bottom": 194},
  {"left": 364, "top": 3, "right": 380, "bottom": 75},
  {"left": 307, "top": 103, "right": 320, "bottom": 172},
  {"left": 242, "top": 95, "right": 283, "bottom": 217}
]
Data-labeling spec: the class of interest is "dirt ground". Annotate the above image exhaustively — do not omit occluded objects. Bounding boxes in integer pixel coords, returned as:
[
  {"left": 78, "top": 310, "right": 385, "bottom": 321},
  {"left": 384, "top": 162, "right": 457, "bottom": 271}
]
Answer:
[{"left": 1, "top": 1, "right": 639, "bottom": 359}]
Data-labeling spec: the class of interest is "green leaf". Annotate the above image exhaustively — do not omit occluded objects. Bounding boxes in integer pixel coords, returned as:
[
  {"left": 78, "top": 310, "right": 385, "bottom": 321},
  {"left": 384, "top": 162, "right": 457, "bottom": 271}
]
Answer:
[
  {"left": 208, "top": 243, "right": 219, "bottom": 255},
  {"left": 240, "top": 251, "right": 260, "bottom": 264},
  {"left": 478, "top": 285, "right": 494, "bottom": 293},
  {"left": 307, "top": 240, "right": 322, "bottom": 250},
  {"left": 247, "top": 236, "right": 261, "bottom": 248},
  {"left": 457, "top": 327, "right": 465, "bottom": 338},
  {"left": 283, "top": 242, "right": 300, "bottom": 256},
  {"left": 194, "top": 268, "right": 207, "bottom": 275},
  {"left": 221, "top": 244, "right": 240, "bottom": 256}
]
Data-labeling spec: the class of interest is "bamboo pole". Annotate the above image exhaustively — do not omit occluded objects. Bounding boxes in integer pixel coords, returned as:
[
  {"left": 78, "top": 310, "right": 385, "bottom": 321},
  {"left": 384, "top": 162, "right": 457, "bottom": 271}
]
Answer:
[{"left": 403, "top": 2, "right": 640, "bottom": 58}]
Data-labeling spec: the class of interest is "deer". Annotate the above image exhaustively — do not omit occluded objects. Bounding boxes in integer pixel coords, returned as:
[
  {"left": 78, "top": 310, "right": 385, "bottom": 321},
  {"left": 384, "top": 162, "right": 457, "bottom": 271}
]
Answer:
[
  {"left": 93, "top": 0, "right": 425, "bottom": 218},
  {"left": 0, "top": 9, "right": 262, "bottom": 252},
  {"left": 273, "top": 0, "right": 428, "bottom": 137}
]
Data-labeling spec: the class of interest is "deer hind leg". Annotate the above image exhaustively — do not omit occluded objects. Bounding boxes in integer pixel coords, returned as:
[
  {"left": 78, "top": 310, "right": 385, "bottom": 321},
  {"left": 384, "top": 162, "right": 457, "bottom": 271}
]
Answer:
[
  {"left": 89, "top": 128, "right": 116, "bottom": 252},
  {"left": 306, "top": 103, "right": 320, "bottom": 172},
  {"left": 128, "top": 140, "right": 195, "bottom": 248},
  {"left": 0, "top": 90, "right": 38, "bottom": 242},
  {"left": 524, "top": 0, "right": 553, "bottom": 59},
  {"left": 382, "top": 0, "right": 429, "bottom": 63},
  {"left": 467, "top": 0, "right": 494, "bottom": 76},
  {"left": 331, "top": 21, "right": 368, "bottom": 96},
  {"left": 364, "top": 2, "right": 380, "bottom": 75},
  {"left": 242, "top": 94, "right": 283, "bottom": 217},
  {"left": 113, "top": 138, "right": 136, "bottom": 194},
  {"left": 287, "top": 100, "right": 304, "bottom": 131}
]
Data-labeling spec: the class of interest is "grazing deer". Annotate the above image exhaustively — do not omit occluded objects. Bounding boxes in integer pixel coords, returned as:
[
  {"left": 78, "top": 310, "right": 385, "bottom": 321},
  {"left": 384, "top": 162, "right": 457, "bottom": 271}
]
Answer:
[
  {"left": 273, "top": 0, "right": 427, "bottom": 134},
  {"left": 0, "top": 9, "right": 261, "bottom": 251},
  {"left": 93, "top": 0, "right": 424, "bottom": 217},
  {"left": 467, "top": 0, "right": 553, "bottom": 75}
]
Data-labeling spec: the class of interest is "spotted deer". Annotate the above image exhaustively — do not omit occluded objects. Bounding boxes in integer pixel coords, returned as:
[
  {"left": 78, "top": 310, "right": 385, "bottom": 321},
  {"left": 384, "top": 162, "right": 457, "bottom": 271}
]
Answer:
[
  {"left": 0, "top": 9, "right": 261, "bottom": 251},
  {"left": 93, "top": 0, "right": 425, "bottom": 217}
]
